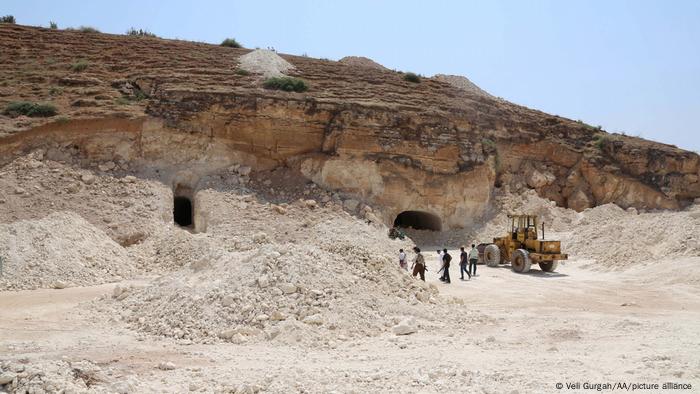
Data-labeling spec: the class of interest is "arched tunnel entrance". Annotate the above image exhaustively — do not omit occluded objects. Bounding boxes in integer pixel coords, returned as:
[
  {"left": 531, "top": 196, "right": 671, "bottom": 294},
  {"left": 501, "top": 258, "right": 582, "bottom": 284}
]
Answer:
[
  {"left": 393, "top": 210, "right": 442, "bottom": 231},
  {"left": 173, "top": 196, "right": 193, "bottom": 227},
  {"left": 173, "top": 184, "right": 195, "bottom": 228}
]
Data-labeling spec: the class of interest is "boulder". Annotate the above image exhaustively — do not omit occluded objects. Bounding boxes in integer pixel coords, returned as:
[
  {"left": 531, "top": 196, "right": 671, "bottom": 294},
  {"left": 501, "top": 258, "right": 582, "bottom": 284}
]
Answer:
[
  {"left": 0, "top": 372, "right": 16, "bottom": 385},
  {"left": 257, "top": 275, "right": 270, "bottom": 288},
  {"left": 157, "top": 362, "right": 176, "bottom": 371},
  {"left": 567, "top": 189, "right": 594, "bottom": 212},
  {"left": 302, "top": 314, "right": 324, "bottom": 325},
  {"left": 527, "top": 169, "right": 555, "bottom": 188},
  {"left": 52, "top": 280, "right": 68, "bottom": 289},
  {"left": 392, "top": 318, "right": 418, "bottom": 335},
  {"left": 81, "top": 173, "right": 96, "bottom": 185},
  {"left": 252, "top": 232, "right": 268, "bottom": 243},
  {"left": 270, "top": 311, "right": 286, "bottom": 321},
  {"left": 98, "top": 161, "right": 116, "bottom": 172},
  {"left": 237, "top": 166, "right": 252, "bottom": 176},
  {"left": 221, "top": 295, "right": 236, "bottom": 307},
  {"left": 255, "top": 314, "right": 269, "bottom": 321},
  {"left": 343, "top": 199, "right": 360, "bottom": 211},
  {"left": 279, "top": 283, "right": 297, "bottom": 294},
  {"left": 219, "top": 329, "right": 236, "bottom": 340}
]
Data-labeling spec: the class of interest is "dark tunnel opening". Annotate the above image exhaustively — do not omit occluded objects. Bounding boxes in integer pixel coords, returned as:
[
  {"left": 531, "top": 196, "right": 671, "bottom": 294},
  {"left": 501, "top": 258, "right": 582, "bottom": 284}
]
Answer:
[
  {"left": 174, "top": 196, "right": 193, "bottom": 227},
  {"left": 393, "top": 210, "right": 442, "bottom": 231}
]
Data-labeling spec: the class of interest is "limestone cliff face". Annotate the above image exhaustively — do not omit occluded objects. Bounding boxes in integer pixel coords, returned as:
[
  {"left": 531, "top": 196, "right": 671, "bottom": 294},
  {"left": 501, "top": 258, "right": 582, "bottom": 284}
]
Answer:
[
  {"left": 1, "top": 25, "right": 699, "bottom": 229},
  {"left": 146, "top": 91, "right": 496, "bottom": 227}
]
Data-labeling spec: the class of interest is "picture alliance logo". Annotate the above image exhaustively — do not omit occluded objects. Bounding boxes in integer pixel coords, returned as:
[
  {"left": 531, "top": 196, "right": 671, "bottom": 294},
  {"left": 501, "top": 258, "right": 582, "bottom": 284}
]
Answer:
[{"left": 556, "top": 382, "right": 693, "bottom": 391}]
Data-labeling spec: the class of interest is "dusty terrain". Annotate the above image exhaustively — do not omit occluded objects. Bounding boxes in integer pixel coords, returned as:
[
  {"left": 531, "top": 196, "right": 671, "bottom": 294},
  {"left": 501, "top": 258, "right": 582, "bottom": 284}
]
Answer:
[
  {"left": 1, "top": 152, "right": 699, "bottom": 393},
  {"left": 1, "top": 24, "right": 699, "bottom": 394},
  {"left": 2, "top": 251, "right": 699, "bottom": 393}
]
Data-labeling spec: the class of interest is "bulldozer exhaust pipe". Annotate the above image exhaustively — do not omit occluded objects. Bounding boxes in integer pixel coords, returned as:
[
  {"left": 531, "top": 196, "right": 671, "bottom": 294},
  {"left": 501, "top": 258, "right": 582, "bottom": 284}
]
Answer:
[{"left": 542, "top": 222, "right": 545, "bottom": 240}]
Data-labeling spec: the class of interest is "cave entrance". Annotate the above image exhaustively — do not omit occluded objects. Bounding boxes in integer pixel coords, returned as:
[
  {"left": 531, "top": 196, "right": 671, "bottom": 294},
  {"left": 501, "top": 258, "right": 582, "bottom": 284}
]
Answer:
[
  {"left": 174, "top": 196, "right": 193, "bottom": 227},
  {"left": 173, "top": 182, "right": 195, "bottom": 228},
  {"left": 393, "top": 210, "right": 442, "bottom": 231}
]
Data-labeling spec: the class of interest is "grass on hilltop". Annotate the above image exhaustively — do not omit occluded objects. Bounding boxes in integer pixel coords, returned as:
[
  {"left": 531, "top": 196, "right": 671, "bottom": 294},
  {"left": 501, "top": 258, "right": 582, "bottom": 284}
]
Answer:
[
  {"left": 3, "top": 102, "right": 57, "bottom": 117},
  {"left": 262, "top": 77, "right": 308, "bottom": 92},
  {"left": 220, "top": 38, "right": 242, "bottom": 48}
]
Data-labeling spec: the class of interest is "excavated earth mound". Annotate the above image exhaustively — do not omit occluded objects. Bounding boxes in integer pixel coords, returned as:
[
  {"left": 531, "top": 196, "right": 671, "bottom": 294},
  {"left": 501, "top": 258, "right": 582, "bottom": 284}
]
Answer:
[
  {"left": 564, "top": 203, "right": 700, "bottom": 269},
  {"left": 0, "top": 211, "right": 134, "bottom": 290},
  {"left": 100, "top": 242, "right": 446, "bottom": 345},
  {"left": 472, "top": 190, "right": 700, "bottom": 271},
  {"left": 432, "top": 74, "right": 494, "bottom": 98},
  {"left": 0, "top": 153, "right": 170, "bottom": 247},
  {"left": 93, "top": 193, "right": 482, "bottom": 346},
  {"left": 238, "top": 49, "right": 296, "bottom": 77},
  {"left": 338, "top": 56, "right": 388, "bottom": 70}
]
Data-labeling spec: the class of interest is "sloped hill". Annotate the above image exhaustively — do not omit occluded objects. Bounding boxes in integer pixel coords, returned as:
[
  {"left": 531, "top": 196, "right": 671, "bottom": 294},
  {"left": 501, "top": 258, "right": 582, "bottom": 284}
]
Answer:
[{"left": 1, "top": 24, "right": 698, "bottom": 228}]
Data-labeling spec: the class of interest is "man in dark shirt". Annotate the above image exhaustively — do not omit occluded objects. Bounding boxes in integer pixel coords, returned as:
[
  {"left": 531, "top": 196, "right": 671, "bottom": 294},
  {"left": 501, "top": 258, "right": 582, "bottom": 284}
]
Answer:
[
  {"left": 459, "top": 246, "right": 471, "bottom": 280},
  {"left": 438, "top": 248, "right": 451, "bottom": 284}
]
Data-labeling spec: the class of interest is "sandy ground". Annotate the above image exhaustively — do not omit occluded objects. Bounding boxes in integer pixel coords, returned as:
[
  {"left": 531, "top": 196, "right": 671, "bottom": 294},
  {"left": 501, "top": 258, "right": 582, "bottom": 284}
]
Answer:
[
  {"left": 2, "top": 254, "right": 699, "bottom": 393},
  {"left": 1, "top": 157, "right": 699, "bottom": 392}
]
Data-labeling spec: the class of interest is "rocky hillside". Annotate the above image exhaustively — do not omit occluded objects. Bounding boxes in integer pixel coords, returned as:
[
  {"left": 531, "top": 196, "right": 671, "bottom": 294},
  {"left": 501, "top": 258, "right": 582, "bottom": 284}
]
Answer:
[{"left": 1, "top": 24, "right": 698, "bottom": 229}]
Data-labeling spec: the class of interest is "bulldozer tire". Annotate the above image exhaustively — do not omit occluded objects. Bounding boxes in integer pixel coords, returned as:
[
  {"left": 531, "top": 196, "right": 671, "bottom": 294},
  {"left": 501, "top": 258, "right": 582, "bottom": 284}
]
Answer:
[
  {"left": 539, "top": 260, "right": 559, "bottom": 272},
  {"left": 484, "top": 244, "right": 500, "bottom": 267},
  {"left": 511, "top": 249, "right": 531, "bottom": 273}
]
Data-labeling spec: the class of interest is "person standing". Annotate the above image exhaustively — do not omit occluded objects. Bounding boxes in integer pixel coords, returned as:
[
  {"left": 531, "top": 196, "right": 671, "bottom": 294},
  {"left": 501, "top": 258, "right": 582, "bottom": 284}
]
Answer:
[
  {"left": 459, "top": 246, "right": 471, "bottom": 280},
  {"left": 469, "top": 244, "right": 479, "bottom": 277},
  {"left": 438, "top": 248, "right": 451, "bottom": 284},
  {"left": 398, "top": 249, "right": 407, "bottom": 271},
  {"left": 411, "top": 246, "right": 425, "bottom": 281},
  {"left": 436, "top": 249, "right": 444, "bottom": 280}
]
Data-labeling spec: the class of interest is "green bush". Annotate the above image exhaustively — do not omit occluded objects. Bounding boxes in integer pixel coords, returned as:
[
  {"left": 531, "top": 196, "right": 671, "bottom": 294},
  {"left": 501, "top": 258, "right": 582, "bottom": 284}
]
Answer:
[
  {"left": 403, "top": 72, "right": 421, "bottom": 83},
  {"left": 3, "top": 102, "right": 57, "bottom": 117},
  {"left": 70, "top": 60, "right": 89, "bottom": 72},
  {"left": 482, "top": 138, "right": 496, "bottom": 148},
  {"left": 576, "top": 119, "right": 603, "bottom": 131},
  {"left": 49, "top": 21, "right": 58, "bottom": 29},
  {"left": 80, "top": 26, "right": 100, "bottom": 33},
  {"left": 235, "top": 69, "right": 251, "bottom": 76},
  {"left": 115, "top": 97, "right": 131, "bottom": 106},
  {"left": 132, "top": 90, "right": 148, "bottom": 101},
  {"left": 262, "top": 77, "right": 309, "bottom": 92},
  {"left": 0, "top": 15, "right": 16, "bottom": 24},
  {"left": 116, "top": 90, "right": 148, "bottom": 105},
  {"left": 220, "top": 38, "right": 242, "bottom": 48},
  {"left": 594, "top": 134, "right": 609, "bottom": 151},
  {"left": 67, "top": 26, "right": 100, "bottom": 33},
  {"left": 126, "top": 27, "right": 157, "bottom": 37}
]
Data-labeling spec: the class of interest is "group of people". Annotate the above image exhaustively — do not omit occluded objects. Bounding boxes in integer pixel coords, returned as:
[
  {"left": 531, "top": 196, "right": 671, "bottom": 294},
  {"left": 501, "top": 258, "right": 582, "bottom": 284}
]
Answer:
[{"left": 397, "top": 244, "right": 480, "bottom": 283}]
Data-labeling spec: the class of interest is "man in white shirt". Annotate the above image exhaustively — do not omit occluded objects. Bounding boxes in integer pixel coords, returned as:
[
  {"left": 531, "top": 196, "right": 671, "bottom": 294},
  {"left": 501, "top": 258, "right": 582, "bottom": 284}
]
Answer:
[
  {"left": 398, "top": 249, "right": 407, "bottom": 270},
  {"left": 437, "top": 250, "right": 444, "bottom": 280},
  {"left": 469, "top": 244, "right": 479, "bottom": 277}
]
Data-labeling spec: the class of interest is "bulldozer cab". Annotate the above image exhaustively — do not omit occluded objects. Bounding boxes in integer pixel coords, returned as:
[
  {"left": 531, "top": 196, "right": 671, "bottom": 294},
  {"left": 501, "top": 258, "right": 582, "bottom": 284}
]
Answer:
[{"left": 509, "top": 215, "right": 539, "bottom": 243}]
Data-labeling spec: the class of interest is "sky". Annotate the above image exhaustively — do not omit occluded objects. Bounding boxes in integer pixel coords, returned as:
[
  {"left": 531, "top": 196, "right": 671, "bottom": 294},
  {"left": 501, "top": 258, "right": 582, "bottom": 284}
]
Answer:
[{"left": 5, "top": 0, "right": 700, "bottom": 152}]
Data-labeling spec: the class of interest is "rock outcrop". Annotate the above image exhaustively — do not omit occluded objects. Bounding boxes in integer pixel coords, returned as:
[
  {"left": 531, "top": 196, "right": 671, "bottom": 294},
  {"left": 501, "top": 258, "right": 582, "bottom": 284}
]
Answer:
[{"left": 1, "top": 24, "right": 699, "bottom": 228}]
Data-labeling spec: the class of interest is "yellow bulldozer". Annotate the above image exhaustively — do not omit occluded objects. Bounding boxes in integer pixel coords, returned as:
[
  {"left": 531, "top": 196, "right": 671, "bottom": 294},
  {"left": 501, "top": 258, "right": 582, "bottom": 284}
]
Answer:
[{"left": 481, "top": 214, "right": 567, "bottom": 273}]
